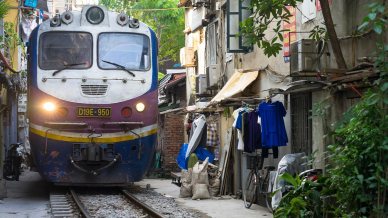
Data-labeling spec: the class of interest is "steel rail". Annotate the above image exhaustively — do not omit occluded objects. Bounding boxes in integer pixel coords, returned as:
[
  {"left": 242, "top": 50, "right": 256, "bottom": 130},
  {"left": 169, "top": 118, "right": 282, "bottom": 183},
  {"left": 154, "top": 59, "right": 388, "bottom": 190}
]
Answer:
[
  {"left": 121, "top": 189, "right": 166, "bottom": 218},
  {"left": 69, "top": 189, "right": 93, "bottom": 218}
]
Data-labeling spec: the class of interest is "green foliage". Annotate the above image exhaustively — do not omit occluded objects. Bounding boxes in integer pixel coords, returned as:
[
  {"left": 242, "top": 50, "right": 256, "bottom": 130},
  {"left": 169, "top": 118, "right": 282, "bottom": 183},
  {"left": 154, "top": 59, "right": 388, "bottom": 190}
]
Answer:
[
  {"left": 158, "top": 72, "right": 165, "bottom": 81},
  {"left": 240, "top": 0, "right": 302, "bottom": 57},
  {"left": 309, "top": 25, "right": 328, "bottom": 42},
  {"left": 99, "top": 0, "right": 185, "bottom": 64},
  {"left": 358, "top": 2, "right": 387, "bottom": 35},
  {"left": 276, "top": 2, "right": 387, "bottom": 217},
  {"left": 327, "top": 89, "right": 388, "bottom": 217},
  {"left": 99, "top": 0, "right": 129, "bottom": 12},
  {"left": 0, "top": 1, "right": 9, "bottom": 19},
  {"left": 274, "top": 173, "right": 325, "bottom": 218},
  {"left": 327, "top": 4, "right": 387, "bottom": 214},
  {"left": 0, "top": 22, "right": 24, "bottom": 64}
]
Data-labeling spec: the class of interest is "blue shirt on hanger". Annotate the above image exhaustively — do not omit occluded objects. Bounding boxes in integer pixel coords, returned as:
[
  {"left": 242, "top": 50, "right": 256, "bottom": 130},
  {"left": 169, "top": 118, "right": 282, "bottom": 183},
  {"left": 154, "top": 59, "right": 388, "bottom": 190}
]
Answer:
[{"left": 258, "top": 101, "right": 288, "bottom": 148}]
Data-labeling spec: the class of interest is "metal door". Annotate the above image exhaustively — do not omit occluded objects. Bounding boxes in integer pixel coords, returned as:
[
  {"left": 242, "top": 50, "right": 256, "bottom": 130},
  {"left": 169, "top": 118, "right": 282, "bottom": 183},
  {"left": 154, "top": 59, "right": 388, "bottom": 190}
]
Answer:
[{"left": 291, "top": 92, "right": 312, "bottom": 155}]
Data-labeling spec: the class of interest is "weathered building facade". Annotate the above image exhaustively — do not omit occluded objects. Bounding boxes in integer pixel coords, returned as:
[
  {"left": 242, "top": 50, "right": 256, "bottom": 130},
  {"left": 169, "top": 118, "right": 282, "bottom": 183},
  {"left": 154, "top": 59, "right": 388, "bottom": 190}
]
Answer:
[
  {"left": 157, "top": 70, "right": 187, "bottom": 174},
  {"left": 178, "top": 0, "right": 385, "bottom": 195}
]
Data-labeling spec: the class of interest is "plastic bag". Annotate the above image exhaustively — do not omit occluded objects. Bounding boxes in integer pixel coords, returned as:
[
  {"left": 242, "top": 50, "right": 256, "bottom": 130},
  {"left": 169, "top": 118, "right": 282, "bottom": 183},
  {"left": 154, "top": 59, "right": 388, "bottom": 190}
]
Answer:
[
  {"left": 195, "top": 146, "right": 215, "bottom": 163},
  {"left": 272, "top": 153, "right": 307, "bottom": 209},
  {"left": 177, "top": 143, "right": 189, "bottom": 170},
  {"left": 177, "top": 144, "right": 215, "bottom": 170}
]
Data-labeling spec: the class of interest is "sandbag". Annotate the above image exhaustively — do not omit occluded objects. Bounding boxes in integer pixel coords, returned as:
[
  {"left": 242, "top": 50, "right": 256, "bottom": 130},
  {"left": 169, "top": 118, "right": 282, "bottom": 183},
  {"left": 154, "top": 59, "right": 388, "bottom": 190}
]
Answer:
[
  {"left": 209, "top": 177, "right": 220, "bottom": 197},
  {"left": 191, "top": 159, "right": 209, "bottom": 186},
  {"left": 192, "top": 183, "right": 210, "bottom": 200},
  {"left": 179, "top": 169, "right": 193, "bottom": 198},
  {"left": 180, "top": 183, "right": 192, "bottom": 198}
]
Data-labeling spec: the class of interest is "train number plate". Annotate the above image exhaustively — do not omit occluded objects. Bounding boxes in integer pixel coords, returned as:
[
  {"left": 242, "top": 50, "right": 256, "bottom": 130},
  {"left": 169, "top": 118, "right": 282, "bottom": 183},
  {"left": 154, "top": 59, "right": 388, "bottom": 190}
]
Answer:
[{"left": 77, "top": 107, "right": 111, "bottom": 118}]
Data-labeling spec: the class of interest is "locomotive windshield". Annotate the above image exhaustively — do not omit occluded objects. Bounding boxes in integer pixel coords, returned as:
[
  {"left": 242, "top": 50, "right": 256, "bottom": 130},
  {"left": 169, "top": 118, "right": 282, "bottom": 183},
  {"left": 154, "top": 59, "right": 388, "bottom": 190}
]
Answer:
[
  {"left": 39, "top": 32, "right": 93, "bottom": 70},
  {"left": 98, "top": 33, "right": 150, "bottom": 71}
]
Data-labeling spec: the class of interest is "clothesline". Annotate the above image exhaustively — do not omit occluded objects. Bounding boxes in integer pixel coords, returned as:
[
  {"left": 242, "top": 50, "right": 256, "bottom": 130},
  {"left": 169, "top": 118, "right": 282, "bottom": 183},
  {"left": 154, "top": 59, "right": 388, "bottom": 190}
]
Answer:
[{"left": 232, "top": 100, "right": 288, "bottom": 158}]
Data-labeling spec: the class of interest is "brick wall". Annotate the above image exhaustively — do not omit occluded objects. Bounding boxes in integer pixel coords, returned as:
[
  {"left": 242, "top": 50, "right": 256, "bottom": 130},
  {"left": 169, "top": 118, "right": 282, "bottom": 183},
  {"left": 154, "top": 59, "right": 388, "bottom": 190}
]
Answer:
[{"left": 159, "top": 113, "right": 185, "bottom": 173}]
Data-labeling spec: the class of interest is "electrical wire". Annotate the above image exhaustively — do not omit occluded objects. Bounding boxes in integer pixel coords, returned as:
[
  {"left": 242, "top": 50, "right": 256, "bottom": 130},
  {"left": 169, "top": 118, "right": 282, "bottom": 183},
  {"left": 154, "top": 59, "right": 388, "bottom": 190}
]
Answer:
[{"left": 129, "top": 7, "right": 189, "bottom": 11}]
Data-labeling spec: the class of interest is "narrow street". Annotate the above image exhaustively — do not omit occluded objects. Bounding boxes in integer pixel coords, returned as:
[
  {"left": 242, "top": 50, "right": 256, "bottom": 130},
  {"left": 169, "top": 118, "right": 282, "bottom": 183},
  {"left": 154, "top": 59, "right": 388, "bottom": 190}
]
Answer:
[{"left": 0, "top": 171, "right": 271, "bottom": 217}]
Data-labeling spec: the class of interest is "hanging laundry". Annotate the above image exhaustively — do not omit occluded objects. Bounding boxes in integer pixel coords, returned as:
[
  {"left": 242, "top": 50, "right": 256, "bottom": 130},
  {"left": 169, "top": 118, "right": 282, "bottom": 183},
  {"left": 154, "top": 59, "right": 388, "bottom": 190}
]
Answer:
[
  {"left": 243, "top": 111, "right": 262, "bottom": 153},
  {"left": 206, "top": 122, "right": 220, "bottom": 160},
  {"left": 20, "top": 10, "right": 38, "bottom": 43},
  {"left": 186, "top": 115, "right": 207, "bottom": 159},
  {"left": 206, "top": 122, "right": 219, "bottom": 147},
  {"left": 258, "top": 101, "right": 288, "bottom": 148},
  {"left": 232, "top": 108, "right": 245, "bottom": 151}
]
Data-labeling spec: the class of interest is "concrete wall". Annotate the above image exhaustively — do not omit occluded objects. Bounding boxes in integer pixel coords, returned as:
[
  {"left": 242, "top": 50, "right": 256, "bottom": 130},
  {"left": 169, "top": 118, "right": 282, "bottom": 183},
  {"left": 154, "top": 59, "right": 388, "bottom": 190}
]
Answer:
[{"left": 298, "top": 0, "right": 387, "bottom": 70}]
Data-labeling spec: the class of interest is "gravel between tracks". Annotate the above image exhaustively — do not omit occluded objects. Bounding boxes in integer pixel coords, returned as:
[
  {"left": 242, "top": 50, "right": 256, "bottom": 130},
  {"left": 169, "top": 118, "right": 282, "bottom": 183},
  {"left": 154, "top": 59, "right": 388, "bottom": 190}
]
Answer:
[
  {"left": 79, "top": 193, "right": 146, "bottom": 218},
  {"left": 128, "top": 186, "right": 205, "bottom": 218}
]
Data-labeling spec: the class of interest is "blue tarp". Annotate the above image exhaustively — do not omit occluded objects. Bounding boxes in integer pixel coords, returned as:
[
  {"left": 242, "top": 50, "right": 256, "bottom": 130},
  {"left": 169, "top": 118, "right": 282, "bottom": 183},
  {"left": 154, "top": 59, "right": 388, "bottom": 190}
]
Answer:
[{"left": 177, "top": 143, "right": 214, "bottom": 170}]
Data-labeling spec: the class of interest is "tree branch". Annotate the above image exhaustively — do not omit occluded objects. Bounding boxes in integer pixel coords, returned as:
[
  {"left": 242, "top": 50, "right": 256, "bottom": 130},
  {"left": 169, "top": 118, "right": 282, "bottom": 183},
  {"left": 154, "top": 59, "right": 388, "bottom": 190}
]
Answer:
[{"left": 319, "top": 0, "right": 347, "bottom": 70}]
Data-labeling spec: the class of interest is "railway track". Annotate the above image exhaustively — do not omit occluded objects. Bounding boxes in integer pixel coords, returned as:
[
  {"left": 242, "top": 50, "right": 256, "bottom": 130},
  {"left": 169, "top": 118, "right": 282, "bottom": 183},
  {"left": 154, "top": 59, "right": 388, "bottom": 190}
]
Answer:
[{"left": 49, "top": 188, "right": 166, "bottom": 218}]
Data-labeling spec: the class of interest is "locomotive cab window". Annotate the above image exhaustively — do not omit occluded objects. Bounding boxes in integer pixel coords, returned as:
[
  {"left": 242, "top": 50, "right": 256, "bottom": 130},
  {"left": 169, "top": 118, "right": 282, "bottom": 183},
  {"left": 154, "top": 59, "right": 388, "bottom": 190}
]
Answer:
[
  {"left": 98, "top": 33, "right": 150, "bottom": 71},
  {"left": 39, "top": 32, "right": 93, "bottom": 70}
]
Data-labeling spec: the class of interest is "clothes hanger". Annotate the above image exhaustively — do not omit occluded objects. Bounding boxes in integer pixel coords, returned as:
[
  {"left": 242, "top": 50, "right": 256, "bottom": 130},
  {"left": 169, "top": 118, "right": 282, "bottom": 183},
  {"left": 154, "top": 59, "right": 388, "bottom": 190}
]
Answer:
[{"left": 265, "top": 95, "right": 272, "bottom": 103}]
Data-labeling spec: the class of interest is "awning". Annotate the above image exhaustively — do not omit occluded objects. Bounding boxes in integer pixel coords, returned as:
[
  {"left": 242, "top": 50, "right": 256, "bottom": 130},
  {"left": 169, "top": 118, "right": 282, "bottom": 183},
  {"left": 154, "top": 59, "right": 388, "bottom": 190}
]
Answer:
[{"left": 209, "top": 69, "right": 259, "bottom": 104}]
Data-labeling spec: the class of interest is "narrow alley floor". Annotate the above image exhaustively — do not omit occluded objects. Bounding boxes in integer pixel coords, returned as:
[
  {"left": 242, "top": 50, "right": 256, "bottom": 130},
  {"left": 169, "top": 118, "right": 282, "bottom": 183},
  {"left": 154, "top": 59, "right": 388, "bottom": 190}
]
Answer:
[
  {"left": 0, "top": 171, "right": 50, "bottom": 218},
  {"left": 0, "top": 171, "right": 272, "bottom": 218},
  {"left": 136, "top": 179, "right": 273, "bottom": 218}
]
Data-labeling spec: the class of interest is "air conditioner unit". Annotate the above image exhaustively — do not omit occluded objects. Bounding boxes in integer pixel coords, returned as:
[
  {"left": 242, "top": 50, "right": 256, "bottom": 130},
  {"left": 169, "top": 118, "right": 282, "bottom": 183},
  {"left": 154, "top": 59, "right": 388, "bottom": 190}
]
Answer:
[
  {"left": 190, "top": 6, "right": 208, "bottom": 30},
  {"left": 290, "top": 39, "right": 318, "bottom": 75},
  {"left": 206, "top": 65, "right": 219, "bottom": 88},
  {"left": 196, "top": 74, "right": 207, "bottom": 95},
  {"left": 180, "top": 47, "right": 197, "bottom": 67}
]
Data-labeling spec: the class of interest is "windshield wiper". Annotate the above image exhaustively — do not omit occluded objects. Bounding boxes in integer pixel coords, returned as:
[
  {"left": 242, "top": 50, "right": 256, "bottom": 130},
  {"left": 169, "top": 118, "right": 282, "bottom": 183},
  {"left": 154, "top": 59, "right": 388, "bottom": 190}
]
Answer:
[
  {"left": 101, "top": 60, "right": 136, "bottom": 77},
  {"left": 52, "top": 62, "right": 86, "bottom": 76}
]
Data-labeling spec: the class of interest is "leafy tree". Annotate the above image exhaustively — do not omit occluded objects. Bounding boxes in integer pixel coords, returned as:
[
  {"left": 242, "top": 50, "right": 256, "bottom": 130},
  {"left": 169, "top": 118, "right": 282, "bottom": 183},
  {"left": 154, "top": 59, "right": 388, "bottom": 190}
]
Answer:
[
  {"left": 0, "top": 1, "right": 9, "bottom": 19},
  {"left": 99, "top": 0, "right": 185, "bottom": 65},
  {"left": 326, "top": 2, "right": 387, "bottom": 217},
  {"left": 240, "top": 0, "right": 346, "bottom": 70},
  {"left": 240, "top": 0, "right": 302, "bottom": 57},
  {"left": 158, "top": 72, "right": 165, "bottom": 81}
]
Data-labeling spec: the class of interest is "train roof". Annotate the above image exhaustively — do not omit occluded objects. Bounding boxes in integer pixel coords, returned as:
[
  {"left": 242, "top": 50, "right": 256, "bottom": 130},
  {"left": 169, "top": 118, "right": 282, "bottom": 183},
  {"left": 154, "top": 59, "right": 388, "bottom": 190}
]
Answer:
[{"left": 38, "top": 5, "right": 153, "bottom": 35}]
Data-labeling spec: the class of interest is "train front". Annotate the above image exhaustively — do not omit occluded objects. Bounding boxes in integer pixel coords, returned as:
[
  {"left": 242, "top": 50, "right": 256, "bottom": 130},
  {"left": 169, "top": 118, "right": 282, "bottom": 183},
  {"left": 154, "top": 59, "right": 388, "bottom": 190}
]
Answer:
[{"left": 27, "top": 6, "right": 158, "bottom": 185}]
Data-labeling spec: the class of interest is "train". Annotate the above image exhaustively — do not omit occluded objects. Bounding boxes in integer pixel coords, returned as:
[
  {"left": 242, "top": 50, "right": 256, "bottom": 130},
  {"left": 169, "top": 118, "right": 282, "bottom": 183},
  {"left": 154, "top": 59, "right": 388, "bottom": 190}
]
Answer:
[{"left": 27, "top": 5, "right": 158, "bottom": 185}]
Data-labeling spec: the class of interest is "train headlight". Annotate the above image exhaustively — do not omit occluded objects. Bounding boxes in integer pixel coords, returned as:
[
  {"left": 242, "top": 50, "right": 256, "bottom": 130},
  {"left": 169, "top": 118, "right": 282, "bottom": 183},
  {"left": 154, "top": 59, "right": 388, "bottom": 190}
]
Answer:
[
  {"left": 43, "top": 102, "right": 56, "bottom": 112},
  {"left": 135, "top": 103, "right": 145, "bottom": 112},
  {"left": 86, "top": 6, "right": 104, "bottom": 24}
]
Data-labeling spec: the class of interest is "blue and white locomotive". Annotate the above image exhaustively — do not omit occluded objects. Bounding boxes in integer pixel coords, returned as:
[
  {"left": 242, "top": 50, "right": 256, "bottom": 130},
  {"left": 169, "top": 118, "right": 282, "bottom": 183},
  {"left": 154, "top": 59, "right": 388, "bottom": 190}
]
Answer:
[{"left": 27, "top": 5, "right": 158, "bottom": 185}]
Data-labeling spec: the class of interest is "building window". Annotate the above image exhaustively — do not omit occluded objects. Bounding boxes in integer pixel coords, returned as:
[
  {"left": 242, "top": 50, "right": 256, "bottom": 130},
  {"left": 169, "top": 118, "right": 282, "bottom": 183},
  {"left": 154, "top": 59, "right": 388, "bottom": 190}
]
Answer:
[
  {"left": 226, "top": 0, "right": 252, "bottom": 53},
  {"left": 207, "top": 21, "right": 217, "bottom": 66}
]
